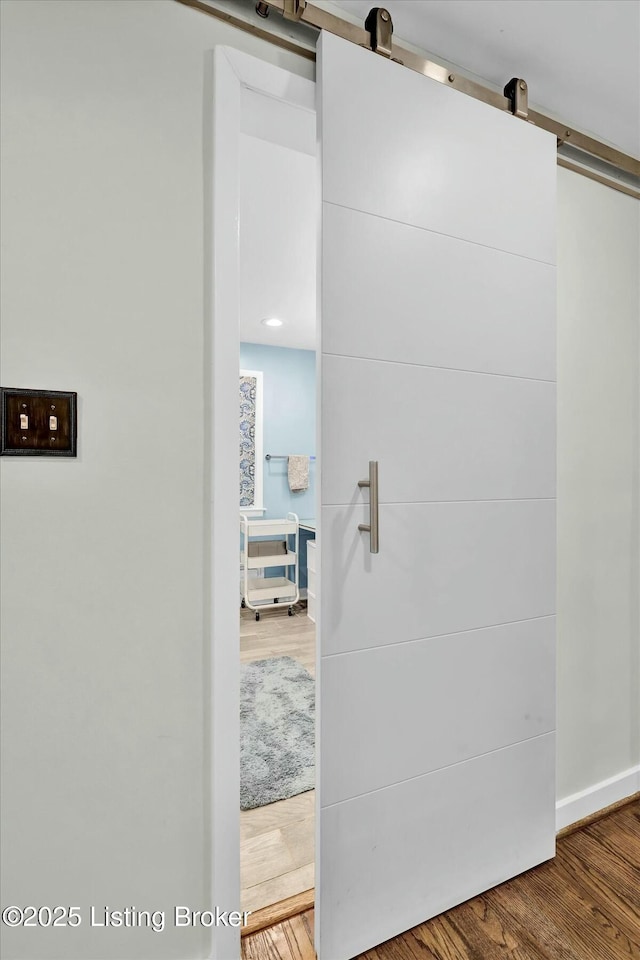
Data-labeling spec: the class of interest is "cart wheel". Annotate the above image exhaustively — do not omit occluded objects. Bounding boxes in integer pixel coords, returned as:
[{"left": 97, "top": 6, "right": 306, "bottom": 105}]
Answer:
[
  {"left": 241, "top": 598, "right": 246, "bottom": 608},
  {"left": 288, "top": 606, "right": 294, "bottom": 616},
  {"left": 255, "top": 611, "right": 260, "bottom": 622}
]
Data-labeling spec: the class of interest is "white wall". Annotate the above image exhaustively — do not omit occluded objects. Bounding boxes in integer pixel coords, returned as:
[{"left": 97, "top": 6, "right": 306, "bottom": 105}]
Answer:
[
  {"left": 556, "top": 167, "right": 640, "bottom": 804},
  {"left": 0, "top": 3, "right": 312, "bottom": 959}
]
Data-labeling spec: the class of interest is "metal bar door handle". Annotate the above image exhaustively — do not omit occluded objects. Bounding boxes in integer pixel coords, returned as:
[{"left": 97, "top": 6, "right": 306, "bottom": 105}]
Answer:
[{"left": 358, "top": 460, "right": 379, "bottom": 554}]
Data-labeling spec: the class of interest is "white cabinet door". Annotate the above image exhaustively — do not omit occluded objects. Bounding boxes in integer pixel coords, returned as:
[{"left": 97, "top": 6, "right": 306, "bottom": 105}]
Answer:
[{"left": 317, "top": 31, "right": 557, "bottom": 960}]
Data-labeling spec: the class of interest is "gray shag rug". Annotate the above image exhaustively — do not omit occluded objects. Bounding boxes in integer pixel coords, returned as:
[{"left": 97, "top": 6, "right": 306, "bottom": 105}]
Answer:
[{"left": 240, "top": 656, "right": 315, "bottom": 811}]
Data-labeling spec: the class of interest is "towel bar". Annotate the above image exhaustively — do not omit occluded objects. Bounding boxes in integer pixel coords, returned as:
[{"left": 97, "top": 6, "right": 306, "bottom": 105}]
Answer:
[{"left": 265, "top": 454, "right": 316, "bottom": 460}]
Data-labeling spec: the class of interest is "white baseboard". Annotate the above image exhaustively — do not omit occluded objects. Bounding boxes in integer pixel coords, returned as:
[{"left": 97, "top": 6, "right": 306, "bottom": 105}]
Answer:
[{"left": 556, "top": 764, "right": 640, "bottom": 832}]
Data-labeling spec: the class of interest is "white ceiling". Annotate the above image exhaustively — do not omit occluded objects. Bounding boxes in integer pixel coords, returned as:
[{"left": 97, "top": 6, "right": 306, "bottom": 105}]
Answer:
[
  {"left": 239, "top": 133, "right": 317, "bottom": 351},
  {"left": 330, "top": 0, "right": 640, "bottom": 157}
]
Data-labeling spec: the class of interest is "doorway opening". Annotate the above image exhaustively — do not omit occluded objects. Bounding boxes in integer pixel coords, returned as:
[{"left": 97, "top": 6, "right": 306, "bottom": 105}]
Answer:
[
  {"left": 211, "top": 34, "right": 559, "bottom": 960},
  {"left": 235, "top": 89, "right": 318, "bottom": 924}
]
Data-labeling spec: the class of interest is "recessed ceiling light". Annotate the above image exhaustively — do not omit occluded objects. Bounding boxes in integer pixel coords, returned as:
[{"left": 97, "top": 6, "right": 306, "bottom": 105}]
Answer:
[{"left": 261, "top": 317, "right": 283, "bottom": 328}]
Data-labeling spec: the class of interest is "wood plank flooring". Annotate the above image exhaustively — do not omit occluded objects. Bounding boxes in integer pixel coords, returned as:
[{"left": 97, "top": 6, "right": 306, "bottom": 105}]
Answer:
[
  {"left": 241, "top": 798, "right": 640, "bottom": 960},
  {"left": 240, "top": 606, "right": 316, "bottom": 915}
]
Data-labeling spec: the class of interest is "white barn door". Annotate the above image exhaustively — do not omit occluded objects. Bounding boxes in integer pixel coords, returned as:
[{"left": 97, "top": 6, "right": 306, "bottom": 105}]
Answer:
[{"left": 317, "top": 32, "right": 557, "bottom": 960}]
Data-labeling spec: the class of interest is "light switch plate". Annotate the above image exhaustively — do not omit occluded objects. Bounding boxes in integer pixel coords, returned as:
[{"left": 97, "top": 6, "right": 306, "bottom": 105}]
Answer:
[{"left": 1, "top": 388, "right": 77, "bottom": 457}]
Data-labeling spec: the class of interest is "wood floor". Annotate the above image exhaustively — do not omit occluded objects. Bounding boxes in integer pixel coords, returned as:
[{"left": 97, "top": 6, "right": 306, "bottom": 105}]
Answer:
[
  {"left": 240, "top": 605, "right": 315, "bottom": 915},
  {"left": 241, "top": 798, "right": 640, "bottom": 960}
]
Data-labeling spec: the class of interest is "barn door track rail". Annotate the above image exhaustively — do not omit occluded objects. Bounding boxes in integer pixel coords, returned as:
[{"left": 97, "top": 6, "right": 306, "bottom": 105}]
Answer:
[{"left": 176, "top": 0, "right": 640, "bottom": 199}]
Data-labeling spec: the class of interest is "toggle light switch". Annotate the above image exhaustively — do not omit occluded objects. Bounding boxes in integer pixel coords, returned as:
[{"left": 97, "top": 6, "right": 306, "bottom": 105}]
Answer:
[{"left": 1, "top": 388, "right": 77, "bottom": 456}]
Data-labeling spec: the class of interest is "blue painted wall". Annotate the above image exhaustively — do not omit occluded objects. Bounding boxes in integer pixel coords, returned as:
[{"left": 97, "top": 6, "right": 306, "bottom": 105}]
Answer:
[
  {"left": 240, "top": 342, "right": 316, "bottom": 588},
  {"left": 240, "top": 342, "right": 316, "bottom": 519}
]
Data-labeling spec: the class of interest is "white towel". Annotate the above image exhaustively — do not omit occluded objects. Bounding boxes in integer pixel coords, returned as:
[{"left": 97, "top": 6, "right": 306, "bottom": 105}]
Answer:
[{"left": 288, "top": 455, "right": 309, "bottom": 492}]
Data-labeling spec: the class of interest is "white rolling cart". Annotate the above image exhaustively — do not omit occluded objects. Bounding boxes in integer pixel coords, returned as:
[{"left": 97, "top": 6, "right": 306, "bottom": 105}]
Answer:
[
  {"left": 240, "top": 513, "right": 299, "bottom": 621},
  {"left": 306, "top": 539, "right": 317, "bottom": 623}
]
